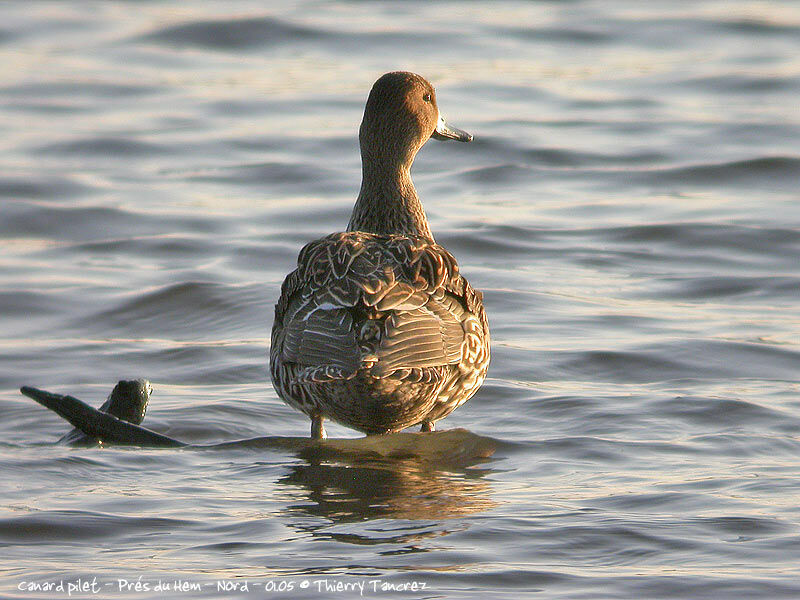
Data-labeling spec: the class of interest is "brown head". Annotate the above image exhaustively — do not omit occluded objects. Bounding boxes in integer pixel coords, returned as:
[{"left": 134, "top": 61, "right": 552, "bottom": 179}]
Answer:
[
  {"left": 349, "top": 72, "right": 471, "bottom": 239},
  {"left": 359, "top": 71, "right": 472, "bottom": 170}
]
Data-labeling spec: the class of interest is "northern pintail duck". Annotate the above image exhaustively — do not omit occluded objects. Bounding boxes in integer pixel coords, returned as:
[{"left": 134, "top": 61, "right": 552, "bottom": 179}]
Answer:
[{"left": 270, "top": 71, "right": 490, "bottom": 438}]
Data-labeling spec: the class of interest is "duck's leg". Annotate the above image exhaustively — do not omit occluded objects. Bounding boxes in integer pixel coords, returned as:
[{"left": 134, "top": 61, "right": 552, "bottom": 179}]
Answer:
[
  {"left": 420, "top": 420, "right": 435, "bottom": 432},
  {"left": 311, "top": 413, "right": 326, "bottom": 439}
]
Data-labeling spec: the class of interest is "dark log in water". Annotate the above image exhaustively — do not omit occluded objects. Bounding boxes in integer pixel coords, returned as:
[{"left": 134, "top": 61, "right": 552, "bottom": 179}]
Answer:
[{"left": 20, "top": 386, "right": 186, "bottom": 448}]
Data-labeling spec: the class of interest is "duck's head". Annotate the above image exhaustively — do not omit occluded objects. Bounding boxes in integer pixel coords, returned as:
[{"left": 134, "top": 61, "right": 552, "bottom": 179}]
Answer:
[{"left": 359, "top": 71, "right": 472, "bottom": 170}]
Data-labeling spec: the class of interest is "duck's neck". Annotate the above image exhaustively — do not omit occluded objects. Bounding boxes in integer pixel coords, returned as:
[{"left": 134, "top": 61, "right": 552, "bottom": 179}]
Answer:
[{"left": 348, "top": 156, "right": 433, "bottom": 240}]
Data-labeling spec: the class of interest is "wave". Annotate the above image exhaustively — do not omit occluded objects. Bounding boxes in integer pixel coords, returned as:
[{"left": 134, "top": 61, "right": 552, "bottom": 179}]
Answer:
[
  {"left": 496, "top": 25, "right": 615, "bottom": 44},
  {"left": 77, "top": 281, "right": 268, "bottom": 337},
  {"left": 680, "top": 74, "right": 798, "bottom": 93},
  {"left": 0, "top": 176, "right": 97, "bottom": 200},
  {"left": 136, "top": 14, "right": 468, "bottom": 55},
  {"left": 545, "top": 340, "right": 800, "bottom": 383},
  {"left": 0, "top": 81, "right": 159, "bottom": 98},
  {"left": 139, "top": 16, "right": 325, "bottom": 50},
  {"left": 187, "top": 160, "right": 347, "bottom": 192},
  {"left": 648, "top": 275, "right": 800, "bottom": 301},
  {"left": 36, "top": 137, "right": 170, "bottom": 157},
  {"left": 0, "top": 510, "right": 193, "bottom": 542},
  {"left": 636, "top": 156, "right": 800, "bottom": 186}
]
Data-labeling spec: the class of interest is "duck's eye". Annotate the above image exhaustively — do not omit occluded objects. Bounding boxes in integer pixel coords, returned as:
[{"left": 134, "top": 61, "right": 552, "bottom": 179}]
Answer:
[{"left": 423, "top": 93, "right": 432, "bottom": 103}]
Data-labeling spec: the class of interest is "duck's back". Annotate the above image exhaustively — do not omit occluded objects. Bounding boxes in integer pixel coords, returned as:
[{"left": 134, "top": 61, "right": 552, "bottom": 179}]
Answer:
[{"left": 270, "top": 231, "right": 489, "bottom": 434}]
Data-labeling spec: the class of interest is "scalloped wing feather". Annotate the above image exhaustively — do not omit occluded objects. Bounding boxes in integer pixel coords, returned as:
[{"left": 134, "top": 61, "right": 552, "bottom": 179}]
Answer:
[
  {"left": 274, "top": 232, "right": 471, "bottom": 379},
  {"left": 282, "top": 307, "right": 359, "bottom": 373}
]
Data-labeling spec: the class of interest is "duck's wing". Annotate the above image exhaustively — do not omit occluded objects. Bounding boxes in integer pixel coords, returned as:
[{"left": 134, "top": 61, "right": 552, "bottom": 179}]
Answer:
[
  {"left": 271, "top": 232, "right": 470, "bottom": 383},
  {"left": 273, "top": 245, "right": 361, "bottom": 381}
]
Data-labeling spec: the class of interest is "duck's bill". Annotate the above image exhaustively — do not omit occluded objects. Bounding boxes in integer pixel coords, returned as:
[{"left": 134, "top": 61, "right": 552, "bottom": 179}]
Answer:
[{"left": 432, "top": 115, "right": 473, "bottom": 142}]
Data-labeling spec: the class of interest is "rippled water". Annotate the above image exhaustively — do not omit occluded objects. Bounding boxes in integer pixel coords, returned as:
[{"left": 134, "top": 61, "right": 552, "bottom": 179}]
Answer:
[{"left": 2, "top": 1, "right": 799, "bottom": 598}]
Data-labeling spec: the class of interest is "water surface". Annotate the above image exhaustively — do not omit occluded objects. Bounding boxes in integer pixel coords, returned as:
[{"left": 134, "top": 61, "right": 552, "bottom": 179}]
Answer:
[{"left": 1, "top": 1, "right": 799, "bottom": 598}]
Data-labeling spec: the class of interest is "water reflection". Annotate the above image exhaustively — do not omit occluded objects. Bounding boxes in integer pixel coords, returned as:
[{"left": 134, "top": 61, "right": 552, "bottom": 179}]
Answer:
[
  {"left": 280, "top": 458, "right": 496, "bottom": 524},
  {"left": 272, "top": 430, "right": 498, "bottom": 525}
]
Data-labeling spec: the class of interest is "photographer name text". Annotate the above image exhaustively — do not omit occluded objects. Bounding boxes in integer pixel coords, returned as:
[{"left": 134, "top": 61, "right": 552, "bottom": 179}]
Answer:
[{"left": 17, "top": 576, "right": 428, "bottom": 596}]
